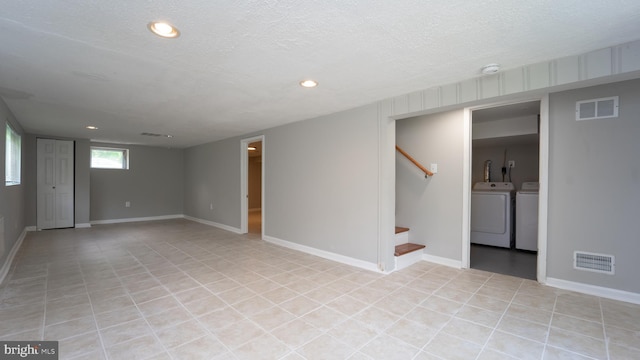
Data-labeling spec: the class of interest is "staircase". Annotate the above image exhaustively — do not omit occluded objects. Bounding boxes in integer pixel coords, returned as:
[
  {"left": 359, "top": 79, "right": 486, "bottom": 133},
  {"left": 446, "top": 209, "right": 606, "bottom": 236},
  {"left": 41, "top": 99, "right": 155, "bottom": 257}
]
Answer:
[{"left": 394, "top": 227, "right": 425, "bottom": 270}]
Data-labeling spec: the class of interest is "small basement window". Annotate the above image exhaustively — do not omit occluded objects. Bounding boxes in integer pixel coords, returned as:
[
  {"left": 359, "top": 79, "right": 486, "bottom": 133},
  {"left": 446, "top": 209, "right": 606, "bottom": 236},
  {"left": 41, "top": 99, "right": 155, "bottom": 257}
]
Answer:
[
  {"left": 91, "top": 147, "right": 129, "bottom": 169},
  {"left": 5, "top": 123, "right": 22, "bottom": 186}
]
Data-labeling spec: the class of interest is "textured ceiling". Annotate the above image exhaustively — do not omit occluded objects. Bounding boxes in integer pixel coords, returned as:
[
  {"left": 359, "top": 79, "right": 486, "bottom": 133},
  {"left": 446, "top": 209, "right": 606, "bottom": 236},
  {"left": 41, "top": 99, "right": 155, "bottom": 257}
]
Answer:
[{"left": 1, "top": 1, "right": 639, "bottom": 148}]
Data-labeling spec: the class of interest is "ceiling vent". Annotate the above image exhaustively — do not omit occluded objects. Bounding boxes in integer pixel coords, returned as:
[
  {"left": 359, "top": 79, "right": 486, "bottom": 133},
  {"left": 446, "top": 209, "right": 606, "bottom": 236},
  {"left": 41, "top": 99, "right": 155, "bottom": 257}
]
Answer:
[
  {"left": 141, "top": 132, "right": 172, "bottom": 138},
  {"left": 574, "top": 251, "right": 615, "bottom": 275},
  {"left": 576, "top": 96, "right": 618, "bottom": 121}
]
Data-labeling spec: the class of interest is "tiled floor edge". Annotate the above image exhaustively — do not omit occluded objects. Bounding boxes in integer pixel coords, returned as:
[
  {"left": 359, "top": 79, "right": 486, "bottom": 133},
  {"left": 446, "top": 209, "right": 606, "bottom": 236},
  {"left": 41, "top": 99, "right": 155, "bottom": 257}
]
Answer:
[
  {"left": 422, "top": 254, "right": 463, "bottom": 269},
  {"left": 183, "top": 215, "right": 243, "bottom": 234},
  {"left": 263, "top": 235, "right": 383, "bottom": 274},
  {"left": 546, "top": 277, "right": 640, "bottom": 305},
  {"left": 90, "top": 214, "right": 185, "bottom": 226},
  {"left": 0, "top": 226, "right": 28, "bottom": 285}
]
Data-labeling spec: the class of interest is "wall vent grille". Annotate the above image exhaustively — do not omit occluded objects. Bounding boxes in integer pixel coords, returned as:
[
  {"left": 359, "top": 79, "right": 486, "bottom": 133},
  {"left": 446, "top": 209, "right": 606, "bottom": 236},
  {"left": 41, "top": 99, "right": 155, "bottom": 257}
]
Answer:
[
  {"left": 574, "top": 251, "right": 615, "bottom": 275},
  {"left": 140, "top": 132, "right": 173, "bottom": 138},
  {"left": 576, "top": 96, "right": 618, "bottom": 121}
]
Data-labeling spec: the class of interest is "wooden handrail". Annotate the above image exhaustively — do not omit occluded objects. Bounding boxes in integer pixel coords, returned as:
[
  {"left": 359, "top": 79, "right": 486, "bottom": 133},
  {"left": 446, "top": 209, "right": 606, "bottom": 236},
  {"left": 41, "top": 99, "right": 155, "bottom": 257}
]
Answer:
[{"left": 396, "top": 145, "right": 433, "bottom": 177}]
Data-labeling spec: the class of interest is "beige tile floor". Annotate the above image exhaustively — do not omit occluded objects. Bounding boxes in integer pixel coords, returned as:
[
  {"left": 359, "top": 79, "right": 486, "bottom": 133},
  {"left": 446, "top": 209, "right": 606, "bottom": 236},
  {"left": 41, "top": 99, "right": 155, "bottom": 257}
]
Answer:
[{"left": 1, "top": 219, "right": 639, "bottom": 360}]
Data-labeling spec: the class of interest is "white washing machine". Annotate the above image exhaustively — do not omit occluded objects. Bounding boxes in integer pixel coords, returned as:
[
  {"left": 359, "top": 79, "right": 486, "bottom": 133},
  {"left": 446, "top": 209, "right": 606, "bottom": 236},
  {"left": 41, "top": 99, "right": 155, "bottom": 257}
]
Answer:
[
  {"left": 471, "top": 182, "right": 515, "bottom": 248},
  {"left": 516, "top": 182, "right": 539, "bottom": 251}
]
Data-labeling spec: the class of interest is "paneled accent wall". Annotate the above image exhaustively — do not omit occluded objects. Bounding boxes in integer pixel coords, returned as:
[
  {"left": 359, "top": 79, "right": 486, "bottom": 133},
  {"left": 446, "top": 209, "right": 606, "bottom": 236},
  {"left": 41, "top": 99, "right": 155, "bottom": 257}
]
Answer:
[{"left": 382, "top": 40, "right": 640, "bottom": 118}]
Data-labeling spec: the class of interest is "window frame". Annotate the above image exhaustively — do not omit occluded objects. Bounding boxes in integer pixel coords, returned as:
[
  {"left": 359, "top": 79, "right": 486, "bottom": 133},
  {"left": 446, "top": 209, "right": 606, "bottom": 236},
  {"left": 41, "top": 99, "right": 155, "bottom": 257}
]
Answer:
[
  {"left": 5, "top": 122, "right": 22, "bottom": 186},
  {"left": 90, "top": 146, "right": 129, "bottom": 170}
]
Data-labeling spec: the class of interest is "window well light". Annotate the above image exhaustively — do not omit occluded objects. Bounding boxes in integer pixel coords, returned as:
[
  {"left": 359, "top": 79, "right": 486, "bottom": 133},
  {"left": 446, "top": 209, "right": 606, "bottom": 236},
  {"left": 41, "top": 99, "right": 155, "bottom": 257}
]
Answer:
[
  {"left": 148, "top": 21, "right": 180, "bottom": 38},
  {"left": 300, "top": 79, "right": 318, "bottom": 88}
]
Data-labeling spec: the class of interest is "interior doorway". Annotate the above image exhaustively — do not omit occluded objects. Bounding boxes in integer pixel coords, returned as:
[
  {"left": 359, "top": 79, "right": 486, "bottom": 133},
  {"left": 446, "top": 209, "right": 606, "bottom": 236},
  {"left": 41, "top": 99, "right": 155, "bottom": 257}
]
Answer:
[
  {"left": 247, "top": 141, "right": 262, "bottom": 234},
  {"left": 240, "top": 135, "right": 264, "bottom": 237},
  {"left": 469, "top": 101, "right": 541, "bottom": 280},
  {"left": 37, "top": 138, "right": 75, "bottom": 229}
]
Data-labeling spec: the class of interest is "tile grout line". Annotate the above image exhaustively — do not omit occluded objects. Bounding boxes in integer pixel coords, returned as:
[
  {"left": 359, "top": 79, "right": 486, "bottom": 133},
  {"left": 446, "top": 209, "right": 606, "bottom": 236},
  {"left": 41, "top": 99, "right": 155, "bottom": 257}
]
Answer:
[
  {"left": 271, "top": 268, "right": 378, "bottom": 359},
  {"left": 40, "top": 264, "right": 49, "bottom": 342},
  {"left": 126, "top": 241, "right": 232, "bottom": 359},
  {"left": 132, "top": 238, "right": 264, "bottom": 358},
  {"left": 411, "top": 268, "right": 495, "bottom": 359},
  {"left": 599, "top": 297, "right": 611, "bottom": 360},
  {"left": 97, "top": 241, "right": 184, "bottom": 359},
  {"left": 78, "top": 258, "right": 112, "bottom": 360},
  {"left": 540, "top": 287, "right": 558, "bottom": 360}
]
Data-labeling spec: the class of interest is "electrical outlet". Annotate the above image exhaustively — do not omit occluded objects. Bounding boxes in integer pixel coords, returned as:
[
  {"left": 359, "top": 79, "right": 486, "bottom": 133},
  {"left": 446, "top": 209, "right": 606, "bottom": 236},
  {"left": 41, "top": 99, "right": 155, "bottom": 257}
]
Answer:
[
  {"left": 508, "top": 160, "right": 515, "bottom": 168},
  {"left": 125, "top": 201, "right": 130, "bottom": 208},
  {"left": 209, "top": 203, "right": 213, "bottom": 210},
  {"left": 430, "top": 163, "right": 438, "bottom": 174}
]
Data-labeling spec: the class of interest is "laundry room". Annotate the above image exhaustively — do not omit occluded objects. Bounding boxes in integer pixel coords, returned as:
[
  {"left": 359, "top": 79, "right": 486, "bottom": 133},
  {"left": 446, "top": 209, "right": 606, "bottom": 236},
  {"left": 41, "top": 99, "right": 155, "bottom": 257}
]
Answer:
[{"left": 470, "top": 100, "right": 540, "bottom": 279}]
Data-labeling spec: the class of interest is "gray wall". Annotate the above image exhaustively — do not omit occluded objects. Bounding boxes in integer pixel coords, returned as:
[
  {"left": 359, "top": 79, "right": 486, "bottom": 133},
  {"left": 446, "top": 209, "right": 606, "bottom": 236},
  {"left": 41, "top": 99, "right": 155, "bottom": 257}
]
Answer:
[
  {"left": 24, "top": 135, "right": 91, "bottom": 226},
  {"left": 396, "top": 110, "right": 465, "bottom": 261},
  {"left": 472, "top": 142, "right": 539, "bottom": 189},
  {"left": 184, "top": 137, "right": 241, "bottom": 228},
  {"left": 90, "top": 143, "right": 184, "bottom": 221},
  {"left": 264, "top": 104, "right": 379, "bottom": 263},
  {"left": 0, "top": 98, "right": 25, "bottom": 270},
  {"left": 183, "top": 104, "right": 380, "bottom": 263},
  {"left": 547, "top": 78, "right": 640, "bottom": 293}
]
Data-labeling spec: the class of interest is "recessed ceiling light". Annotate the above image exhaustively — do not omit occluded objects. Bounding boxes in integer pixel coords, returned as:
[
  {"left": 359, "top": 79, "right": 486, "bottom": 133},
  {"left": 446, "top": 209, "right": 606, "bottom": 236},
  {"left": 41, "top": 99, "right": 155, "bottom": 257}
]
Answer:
[
  {"left": 148, "top": 21, "right": 180, "bottom": 38},
  {"left": 248, "top": 146, "right": 257, "bottom": 151},
  {"left": 481, "top": 63, "right": 501, "bottom": 75},
  {"left": 86, "top": 126, "right": 98, "bottom": 130},
  {"left": 300, "top": 80, "right": 318, "bottom": 88}
]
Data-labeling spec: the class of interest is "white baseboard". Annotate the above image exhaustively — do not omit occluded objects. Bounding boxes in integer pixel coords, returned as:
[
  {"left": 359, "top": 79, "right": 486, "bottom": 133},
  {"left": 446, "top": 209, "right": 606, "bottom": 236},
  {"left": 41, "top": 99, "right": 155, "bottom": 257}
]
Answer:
[
  {"left": 546, "top": 277, "right": 640, "bottom": 305},
  {"left": 90, "top": 214, "right": 184, "bottom": 225},
  {"left": 75, "top": 223, "right": 91, "bottom": 228},
  {"left": 263, "top": 235, "right": 381, "bottom": 273},
  {"left": 26, "top": 226, "right": 37, "bottom": 232},
  {"left": 422, "top": 253, "right": 463, "bottom": 269},
  {"left": 184, "top": 216, "right": 243, "bottom": 234},
  {"left": 0, "top": 227, "right": 28, "bottom": 285}
]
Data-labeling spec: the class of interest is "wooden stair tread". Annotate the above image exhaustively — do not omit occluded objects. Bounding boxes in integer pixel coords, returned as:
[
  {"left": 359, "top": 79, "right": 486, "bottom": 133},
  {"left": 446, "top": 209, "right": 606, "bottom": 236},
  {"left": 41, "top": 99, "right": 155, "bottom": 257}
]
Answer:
[
  {"left": 395, "top": 226, "right": 410, "bottom": 234},
  {"left": 394, "top": 243, "right": 425, "bottom": 256}
]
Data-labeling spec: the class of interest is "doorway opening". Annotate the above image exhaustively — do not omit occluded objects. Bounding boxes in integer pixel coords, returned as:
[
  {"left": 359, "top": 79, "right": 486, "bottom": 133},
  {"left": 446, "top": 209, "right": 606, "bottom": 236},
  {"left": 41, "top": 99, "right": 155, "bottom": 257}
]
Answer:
[
  {"left": 469, "top": 101, "right": 541, "bottom": 280},
  {"left": 247, "top": 141, "right": 262, "bottom": 235},
  {"left": 240, "top": 135, "right": 264, "bottom": 237}
]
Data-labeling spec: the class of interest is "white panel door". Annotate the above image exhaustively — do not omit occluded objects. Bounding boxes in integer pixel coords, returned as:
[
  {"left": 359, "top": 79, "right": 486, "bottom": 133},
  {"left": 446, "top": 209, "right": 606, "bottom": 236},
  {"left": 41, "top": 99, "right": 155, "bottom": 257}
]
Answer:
[{"left": 37, "top": 139, "right": 74, "bottom": 229}]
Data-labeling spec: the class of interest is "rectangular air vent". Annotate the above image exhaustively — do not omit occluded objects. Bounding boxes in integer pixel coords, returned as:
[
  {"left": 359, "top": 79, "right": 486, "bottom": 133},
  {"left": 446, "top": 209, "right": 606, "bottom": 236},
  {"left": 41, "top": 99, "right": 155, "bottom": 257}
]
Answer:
[
  {"left": 576, "top": 96, "right": 618, "bottom": 121},
  {"left": 141, "top": 132, "right": 173, "bottom": 138},
  {"left": 574, "top": 251, "right": 615, "bottom": 274}
]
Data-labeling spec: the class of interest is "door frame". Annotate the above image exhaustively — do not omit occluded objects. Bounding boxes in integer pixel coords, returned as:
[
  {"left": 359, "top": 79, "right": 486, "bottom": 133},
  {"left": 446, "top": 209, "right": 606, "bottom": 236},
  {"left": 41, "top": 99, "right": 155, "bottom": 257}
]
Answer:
[
  {"left": 462, "top": 95, "right": 549, "bottom": 283},
  {"left": 240, "top": 135, "right": 265, "bottom": 237}
]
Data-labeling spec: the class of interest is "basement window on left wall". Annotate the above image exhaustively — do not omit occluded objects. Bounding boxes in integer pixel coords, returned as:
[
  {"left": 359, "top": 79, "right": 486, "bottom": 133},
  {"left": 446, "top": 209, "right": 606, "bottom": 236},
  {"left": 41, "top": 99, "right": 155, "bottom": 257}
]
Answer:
[
  {"left": 91, "top": 147, "right": 129, "bottom": 169},
  {"left": 5, "top": 123, "right": 21, "bottom": 186}
]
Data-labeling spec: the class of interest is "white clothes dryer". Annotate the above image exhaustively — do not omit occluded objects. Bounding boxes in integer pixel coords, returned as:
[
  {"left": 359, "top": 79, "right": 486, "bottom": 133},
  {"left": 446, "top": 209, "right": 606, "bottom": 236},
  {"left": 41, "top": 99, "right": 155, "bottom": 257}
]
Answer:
[{"left": 471, "top": 182, "right": 515, "bottom": 248}]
